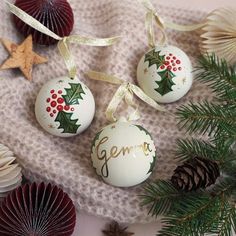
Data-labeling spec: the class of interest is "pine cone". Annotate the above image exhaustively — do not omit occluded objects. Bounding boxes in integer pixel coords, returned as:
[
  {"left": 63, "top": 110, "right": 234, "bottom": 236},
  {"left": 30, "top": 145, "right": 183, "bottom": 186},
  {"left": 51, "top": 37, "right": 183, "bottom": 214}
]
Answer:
[
  {"left": 102, "top": 221, "right": 134, "bottom": 236},
  {"left": 171, "top": 157, "right": 220, "bottom": 191}
]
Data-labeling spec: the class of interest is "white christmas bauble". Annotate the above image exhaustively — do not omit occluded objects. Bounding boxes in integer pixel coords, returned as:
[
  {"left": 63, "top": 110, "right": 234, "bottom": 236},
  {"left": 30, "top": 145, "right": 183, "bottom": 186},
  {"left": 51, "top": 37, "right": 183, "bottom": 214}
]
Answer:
[
  {"left": 91, "top": 121, "right": 157, "bottom": 187},
  {"left": 35, "top": 76, "right": 95, "bottom": 137},
  {"left": 137, "top": 45, "right": 193, "bottom": 103}
]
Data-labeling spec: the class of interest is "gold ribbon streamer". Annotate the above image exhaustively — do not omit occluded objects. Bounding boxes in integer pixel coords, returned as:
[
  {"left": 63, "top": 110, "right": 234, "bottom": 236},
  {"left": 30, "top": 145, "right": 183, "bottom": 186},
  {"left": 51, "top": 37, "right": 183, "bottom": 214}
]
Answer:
[
  {"left": 57, "top": 39, "right": 77, "bottom": 79},
  {"left": 6, "top": 1, "right": 120, "bottom": 79},
  {"left": 140, "top": 0, "right": 206, "bottom": 47},
  {"left": 86, "top": 71, "right": 166, "bottom": 122}
]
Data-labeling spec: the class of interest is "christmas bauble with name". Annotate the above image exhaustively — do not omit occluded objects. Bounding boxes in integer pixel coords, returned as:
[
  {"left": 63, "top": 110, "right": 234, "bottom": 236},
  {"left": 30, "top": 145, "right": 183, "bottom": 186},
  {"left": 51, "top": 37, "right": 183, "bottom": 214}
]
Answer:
[
  {"left": 35, "top": 76, "right": 95, "bottom": 137},
  {"left": 91, "top": 121, "right": 157, "bottom": 187},
  {"left": 137, "top": 45, "right": 193, "bottom": 103}
]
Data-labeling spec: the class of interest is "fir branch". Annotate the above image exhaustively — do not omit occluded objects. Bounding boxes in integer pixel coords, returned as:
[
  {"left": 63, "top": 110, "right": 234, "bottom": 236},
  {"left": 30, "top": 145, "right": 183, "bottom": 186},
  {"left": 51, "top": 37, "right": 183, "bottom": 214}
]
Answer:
[
  {"left": 177, "top": 101, "right": 236, "bottom": 137},
  {"left": 207, "top": 180, "right": 236, "bottom": 236},
  {"left": 175, "top": 139, "right": 216, "bottom": 162},
  {"left": 157, "top": 180, "right": 236, "bottom": 236},
  {"left": 211, "top": 139, "right": 236, "bottom": 168},
  {"left": 158, "top": 194, "right": 222, "bottom": 236},
  {"left": 176, "top": 138, "right": 236, "bottom": 168},
  {"left": 203, "top": 199, "right": 235, "bottom": 236},
  {"left": 212, "top": 131, "right": 236, "bottom": 148},
  {"left": 195, "top": 54, "right": 236, "bottom": 103},
  {"left": 222, "top": 163, "right": 236, "bottom": 180},
  {"left": 142, "top": 54, "right": 236, "bottom": 236},
  {"left": 177, "top": 54, "right": 236, "bottom": 138},
  {"left": 140, "top": 180, "right": 182, "bottom": 216},
  {"left": 208, "top": 178, "right": 235, "bottom": 198}
]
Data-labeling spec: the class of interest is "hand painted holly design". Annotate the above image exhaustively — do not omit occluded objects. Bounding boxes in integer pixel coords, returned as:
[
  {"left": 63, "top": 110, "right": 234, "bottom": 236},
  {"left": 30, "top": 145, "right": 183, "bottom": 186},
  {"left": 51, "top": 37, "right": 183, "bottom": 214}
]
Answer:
[
  {"left": 144, "top": 49, "right": 182, "bottom": 96},
  {"left": 45, "top": 83, "right": 85, "bottom": 134}
]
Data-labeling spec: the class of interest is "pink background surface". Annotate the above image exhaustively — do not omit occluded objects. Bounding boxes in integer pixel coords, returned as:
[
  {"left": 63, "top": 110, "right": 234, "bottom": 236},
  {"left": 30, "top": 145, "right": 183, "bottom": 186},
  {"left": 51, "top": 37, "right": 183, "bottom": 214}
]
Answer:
[{"left": 73, "top": 0, "right": 236, "bottom": 235}]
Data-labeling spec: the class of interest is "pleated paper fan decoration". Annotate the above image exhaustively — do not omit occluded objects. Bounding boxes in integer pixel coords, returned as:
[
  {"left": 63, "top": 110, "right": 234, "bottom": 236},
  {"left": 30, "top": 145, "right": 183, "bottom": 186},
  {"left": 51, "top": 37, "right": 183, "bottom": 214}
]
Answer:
[
  {"left": 13, "top": 0, "right": 74, "bottom": 45},
  {"left": 200, "top": 8, "right": 236, "bottom": 65},
  {"left": 0, "top": 143, "right": 22, "bottom": 198},
  {"left": 0, "top": 182, "right": 76, "bottom": 236}
]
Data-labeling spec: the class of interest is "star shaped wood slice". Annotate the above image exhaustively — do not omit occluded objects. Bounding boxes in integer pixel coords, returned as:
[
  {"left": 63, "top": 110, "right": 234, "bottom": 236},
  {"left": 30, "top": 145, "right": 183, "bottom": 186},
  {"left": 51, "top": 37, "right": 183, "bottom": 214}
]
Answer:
[{"left": 0, "top": 35, "right": 47, "bottom": 81}]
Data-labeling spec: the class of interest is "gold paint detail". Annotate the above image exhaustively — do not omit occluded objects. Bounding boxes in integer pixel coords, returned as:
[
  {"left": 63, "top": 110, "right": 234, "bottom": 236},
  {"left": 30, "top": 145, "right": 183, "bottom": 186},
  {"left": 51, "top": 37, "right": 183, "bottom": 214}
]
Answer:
[
  {"left": 96, "top": 136, "right": 153, "bottom": 178},
  {"left": 48, "top": 124, "right": 55, "bottom": 129}
]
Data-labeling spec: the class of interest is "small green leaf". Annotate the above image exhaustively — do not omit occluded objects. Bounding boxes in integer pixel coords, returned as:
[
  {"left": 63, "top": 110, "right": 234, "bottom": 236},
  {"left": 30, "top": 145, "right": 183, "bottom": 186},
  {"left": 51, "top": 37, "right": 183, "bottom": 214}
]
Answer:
[
  {"left": 144, "top": 49, "right": 165, "bottom": 68},
  {"left": 147, "top": 155, "right": 156, "bottom": 174},
  {"left": 91, "top": 129, "right": 103, "bottom": 152},
  {"left": 55, "top": 111, "right": 80, "bottom": 134},
  {"left": 62, "top": 83, "right": 85, "bottom": 105},
  {"left": 155, "top": 69, "right": 176, "bottom": 96},
  {"left": 135, "top": 125, "right": 156, "bottom": 174}
]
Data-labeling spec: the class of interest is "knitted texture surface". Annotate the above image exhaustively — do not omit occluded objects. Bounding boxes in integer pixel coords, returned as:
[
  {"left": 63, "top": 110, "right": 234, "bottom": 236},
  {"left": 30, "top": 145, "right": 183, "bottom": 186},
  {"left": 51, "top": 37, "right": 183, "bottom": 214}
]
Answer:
[{"left": 0, "top": 0, "right": 209, "bottom": 223}]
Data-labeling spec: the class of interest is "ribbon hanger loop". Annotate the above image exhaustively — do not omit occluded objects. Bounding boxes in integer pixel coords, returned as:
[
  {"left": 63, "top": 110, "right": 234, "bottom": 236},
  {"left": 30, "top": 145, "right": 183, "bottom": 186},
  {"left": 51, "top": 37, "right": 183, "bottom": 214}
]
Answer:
[
  {"left": 124, "top": 83, "right": 140, "bottom": 122},
  {"left": 6, "top": 1, "right": 121, "bottom": 80},
  {"left": 57, "top": 39, "right": 77, "bottom": 79},
  {"left": 86, "top": 71, "right": 166, "bottom": 123},
  {"left": 140, "top": 0, "right": 168, "bottom": 47},
  {"left": 105, "top": 83, "right": 138, "bottom": 122},
  {"left": 139, "top": 0, "right": 206, "bottom": 47},
  {"left": 145, "top": 11, "right": 156, "bottom": 48}
]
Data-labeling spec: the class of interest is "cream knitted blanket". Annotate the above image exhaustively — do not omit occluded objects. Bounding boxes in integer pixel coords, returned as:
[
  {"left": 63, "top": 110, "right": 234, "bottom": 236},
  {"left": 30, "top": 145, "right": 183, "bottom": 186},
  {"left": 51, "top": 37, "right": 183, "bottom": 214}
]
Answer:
[{"left": 0, "top": 0, "right": 209, "bottom": 223}]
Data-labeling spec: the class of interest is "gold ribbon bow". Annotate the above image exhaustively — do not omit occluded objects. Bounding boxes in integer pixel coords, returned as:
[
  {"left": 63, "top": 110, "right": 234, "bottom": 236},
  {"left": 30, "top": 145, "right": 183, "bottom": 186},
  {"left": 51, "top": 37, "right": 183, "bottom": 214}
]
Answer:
[
  {"left": 86, "top": 71, "right": 166, "bottom": 122},
  {"left": 6, "top": 2, "right": 120, "bottom": 79},
  {"left": 140, "top": 0, "right": 206, "bottom": 48}
]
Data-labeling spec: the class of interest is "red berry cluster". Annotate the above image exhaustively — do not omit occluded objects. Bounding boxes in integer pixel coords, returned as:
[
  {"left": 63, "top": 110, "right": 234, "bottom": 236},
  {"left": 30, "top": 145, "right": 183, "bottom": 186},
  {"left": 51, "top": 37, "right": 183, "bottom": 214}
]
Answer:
[
  {"left": 46, "top": 89, "right": 74, "bottom": 117},
  {"left": 160, "top": 53, "right": 182, "bottom": 72}
]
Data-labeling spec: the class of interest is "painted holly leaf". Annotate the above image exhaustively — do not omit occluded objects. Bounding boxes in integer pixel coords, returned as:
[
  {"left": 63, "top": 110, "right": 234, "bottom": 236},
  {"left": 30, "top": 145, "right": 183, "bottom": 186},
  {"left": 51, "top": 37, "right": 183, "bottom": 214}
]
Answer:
[
  {"left": 91, "top": 129, "right": 103, "bottom": 153},
  {"left": 147, "top": 155, "right": 157, "bottom": 174},
  {"left": 144, "top": 49, "right": 165, "bottom": 68},
  {"left": 155, "top": 69, "right": 176, "bottom": 96},
  {"left": 135, "top": 125, "right": 156, "bottom": 174},
  {"left": 62, "top": 83, "right": 85, "bottom": 105},
  {"left": 55, "top": 111, "right": 80, "bottom": 133}
]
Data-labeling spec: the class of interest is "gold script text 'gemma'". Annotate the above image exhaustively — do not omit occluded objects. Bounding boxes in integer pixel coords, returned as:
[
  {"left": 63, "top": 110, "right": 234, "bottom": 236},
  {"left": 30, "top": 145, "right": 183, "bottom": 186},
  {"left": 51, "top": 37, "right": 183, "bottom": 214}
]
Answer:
[{"left": 96, "top": 136, "right": 152, "bottom": 177}]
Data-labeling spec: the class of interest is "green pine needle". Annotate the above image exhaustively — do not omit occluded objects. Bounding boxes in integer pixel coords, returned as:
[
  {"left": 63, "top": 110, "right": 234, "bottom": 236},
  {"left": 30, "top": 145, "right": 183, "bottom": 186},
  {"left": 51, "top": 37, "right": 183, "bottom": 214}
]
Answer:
[
  {"left": 157, "top": 180, "right": 236, "bottom": 236},
  {"left": 195, "top": 54, "right": 236, "bottom": 103},
  {"left": 177, "top": 54, "right": 236, "bottom": 139},
  {"left": 176, "top": 139, "right": 216, "bottom": 162},
  {"left": 177, "top": 101, "right": 236, "bottom": 137},
  {"left": 140, "top": 180, "right": 181, "bottom": 216},
  {"left": 208, "top": 178, "right": 235, "bottom": 198},
  {"left": 207, "top": 180, "right": 236, "bottom": 236},
  {"left": 176, "top": 138, "right": 235, "bottom": 168},
  {"left": 158, "top": 194, "right": 222, "bottom": 236}
]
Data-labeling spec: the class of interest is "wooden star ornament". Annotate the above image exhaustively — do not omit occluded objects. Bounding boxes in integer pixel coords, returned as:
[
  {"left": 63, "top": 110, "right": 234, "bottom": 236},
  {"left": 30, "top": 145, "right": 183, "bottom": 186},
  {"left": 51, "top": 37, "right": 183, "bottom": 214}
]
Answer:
[{"left": 0, "top": 35, "right": 47, "bottom": 81}]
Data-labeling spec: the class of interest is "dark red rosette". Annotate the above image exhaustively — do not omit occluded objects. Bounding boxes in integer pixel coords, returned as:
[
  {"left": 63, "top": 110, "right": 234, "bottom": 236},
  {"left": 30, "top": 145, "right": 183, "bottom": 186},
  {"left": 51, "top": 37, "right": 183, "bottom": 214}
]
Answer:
[
  {"left": 13, "top": 0, "right": 74, "bottom": 45},
  {"left": 0, "top": 182, "right": 76, "bottom": 236}
]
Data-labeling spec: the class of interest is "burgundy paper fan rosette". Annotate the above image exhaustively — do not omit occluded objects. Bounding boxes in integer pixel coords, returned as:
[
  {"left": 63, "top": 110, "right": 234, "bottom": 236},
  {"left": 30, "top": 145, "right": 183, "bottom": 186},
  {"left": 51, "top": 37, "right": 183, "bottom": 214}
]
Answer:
[
  {"left": 0, "top": 182, "right": 76, "bottom": 236},
  {"left": 13, "top": 0, "right": 74, "bottom": 45}
]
